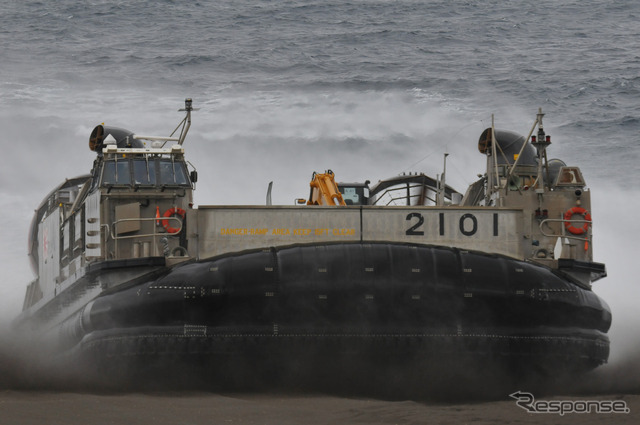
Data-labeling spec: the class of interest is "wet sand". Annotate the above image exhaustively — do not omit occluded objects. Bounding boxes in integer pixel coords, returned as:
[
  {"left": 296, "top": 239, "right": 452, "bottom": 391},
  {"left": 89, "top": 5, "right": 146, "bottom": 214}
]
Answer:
[{"left": 0, "top": 391, "right": 637, "bottom": 425}]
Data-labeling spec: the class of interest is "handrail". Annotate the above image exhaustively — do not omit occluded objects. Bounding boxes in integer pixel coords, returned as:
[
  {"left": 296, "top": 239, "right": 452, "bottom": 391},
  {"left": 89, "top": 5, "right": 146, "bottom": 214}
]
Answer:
[
  {"left": 110, "top": 217, "right": 182, "bottom": 240},
  {"left": 539, "top": 217, "right": 592, "bottom": 244},
  {"left": 378, "top": 192, "right": 437, "bottom": 207},
  {"left": 371, "top": 184, "right": 438, "bottom": 206},
  {"left": 110, "top": 216, "right": 183, "bottom": 259}
]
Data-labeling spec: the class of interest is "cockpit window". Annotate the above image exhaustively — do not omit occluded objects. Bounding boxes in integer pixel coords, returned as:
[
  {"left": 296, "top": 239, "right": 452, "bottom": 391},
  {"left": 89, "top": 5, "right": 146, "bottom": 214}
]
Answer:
[
  {"left": 102, "top": 160, "right": 131, "bottom": 185},
  {"left": 174, "top": 162, "right": 189, "bottom": 185},
  {"left": 133, "top": 159, "right": 156, "bottom": 185},
  {"left": 342, "top": 187, "right": 361, "bottom": 205},
  {"left": 101, "top": 158, "right": 190, "bottom": 188},
  {"left": 102, "top": 162, "right": 115, "bottom": 185},
  {"left": 158, "top": 160, "right": 189, "bottom": 185},
  {"left": 338, "top": 185, "right": 369, "bottom": 206}
]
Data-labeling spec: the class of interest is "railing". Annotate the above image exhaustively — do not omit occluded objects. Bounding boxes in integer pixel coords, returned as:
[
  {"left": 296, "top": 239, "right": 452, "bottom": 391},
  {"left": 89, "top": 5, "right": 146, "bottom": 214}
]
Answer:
[
  {"left": 371, "top": 185, "right": 437, "bottom": 206},
  {"left": 110, "top": 216, "right": 183, "bottom": 259},
  {"left": 538, "top": 217, "right": 592, "bottom": 253}
]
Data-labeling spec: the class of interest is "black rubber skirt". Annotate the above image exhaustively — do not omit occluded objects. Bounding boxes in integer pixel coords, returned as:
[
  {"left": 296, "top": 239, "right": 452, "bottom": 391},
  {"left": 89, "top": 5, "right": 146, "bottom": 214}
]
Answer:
[{"left": 63, "top": 242, "right": 611, "bottom": 392}]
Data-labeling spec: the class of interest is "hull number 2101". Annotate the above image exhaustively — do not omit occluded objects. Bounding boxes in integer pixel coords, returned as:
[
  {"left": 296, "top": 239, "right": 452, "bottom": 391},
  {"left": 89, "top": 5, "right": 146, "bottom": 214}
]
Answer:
[{"left": 405, "top": 212, "right": 499, "bottom": 237}]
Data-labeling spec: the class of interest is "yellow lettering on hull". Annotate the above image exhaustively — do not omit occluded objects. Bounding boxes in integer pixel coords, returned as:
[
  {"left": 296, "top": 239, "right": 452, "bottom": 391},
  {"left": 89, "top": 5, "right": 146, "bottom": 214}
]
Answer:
[
  {"left": 219, "top": 227, "right": 357, "bottom": 237},
  {"left": 333, "top": 228, "right": 355, "bottom": 236}
]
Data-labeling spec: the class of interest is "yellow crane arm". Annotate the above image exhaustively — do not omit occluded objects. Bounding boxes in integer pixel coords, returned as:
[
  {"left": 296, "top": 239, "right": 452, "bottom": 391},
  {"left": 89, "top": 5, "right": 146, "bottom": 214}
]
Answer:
[{"left": 307, "top": 170, "right": 346, "bottom": 206}]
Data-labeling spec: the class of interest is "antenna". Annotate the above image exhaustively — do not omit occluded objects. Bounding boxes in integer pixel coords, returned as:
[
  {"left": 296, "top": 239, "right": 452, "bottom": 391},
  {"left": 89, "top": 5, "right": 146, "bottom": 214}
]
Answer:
[
  {"left": 530, "top": 107, "right": 551, "bottom": 191},
  {"left": 172, "top": 98, "right": 199, "bottom": 145},
  {"left": 437, "top": 153, "right": 449, "bottom": 206},
  {"left": 133, "top": 99, "right": 197, "bottom": 146}
]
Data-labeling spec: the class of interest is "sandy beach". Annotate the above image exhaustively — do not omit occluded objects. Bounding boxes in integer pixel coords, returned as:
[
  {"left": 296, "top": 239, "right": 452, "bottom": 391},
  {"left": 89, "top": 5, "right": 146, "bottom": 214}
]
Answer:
[{"left": 0, "top": 390, "right": 637, "bottom": 425}]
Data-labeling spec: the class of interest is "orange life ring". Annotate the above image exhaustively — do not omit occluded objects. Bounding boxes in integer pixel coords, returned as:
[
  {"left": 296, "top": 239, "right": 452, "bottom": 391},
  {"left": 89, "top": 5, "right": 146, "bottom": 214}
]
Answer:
[
  {"left": 563, "top": 206, "right": 591, "bottom": 235},
  {"left": 162, "top": 207, "right": 186, "bottom": 234}
]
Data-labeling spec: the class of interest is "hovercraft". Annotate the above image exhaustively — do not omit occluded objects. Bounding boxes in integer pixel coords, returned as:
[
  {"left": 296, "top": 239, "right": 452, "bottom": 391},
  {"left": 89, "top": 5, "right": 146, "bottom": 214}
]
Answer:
[{"left": 14, "top": 101, "right": 610, "bottom": 392}]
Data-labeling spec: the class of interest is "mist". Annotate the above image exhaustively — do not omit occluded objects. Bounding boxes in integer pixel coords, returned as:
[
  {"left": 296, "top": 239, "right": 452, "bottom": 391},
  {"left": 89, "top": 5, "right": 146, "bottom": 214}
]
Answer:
[
  {"left": 0, "top": 90, "right": 638, "bottom": 397},
  {"left": 575, "top": 183, "right": 640, "bottom": 394}
]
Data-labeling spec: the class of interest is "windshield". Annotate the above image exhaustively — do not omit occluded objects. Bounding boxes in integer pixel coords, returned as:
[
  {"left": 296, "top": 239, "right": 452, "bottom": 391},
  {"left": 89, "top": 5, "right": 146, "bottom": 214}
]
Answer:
[
  {"left": 158, "top": 160, "right": 189, "bottom": 186},
  {"left": 338, "top": 185, "right": 369, "bottom": 205},
  {"left": 101, "top": 158, "right": 190, "bottom": 188},
  {"left": 102, "top": 160, "right": 131, "bottom": 185},
  {"left": 133, "top": 159, "right": 156, "bottom": 185}
]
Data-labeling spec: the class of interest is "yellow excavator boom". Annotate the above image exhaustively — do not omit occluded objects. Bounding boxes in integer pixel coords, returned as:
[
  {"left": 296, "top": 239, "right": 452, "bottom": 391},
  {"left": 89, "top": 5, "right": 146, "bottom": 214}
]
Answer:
[{"left": 307, "top": 170, "right": 346, "bottom": 206}]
